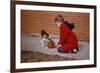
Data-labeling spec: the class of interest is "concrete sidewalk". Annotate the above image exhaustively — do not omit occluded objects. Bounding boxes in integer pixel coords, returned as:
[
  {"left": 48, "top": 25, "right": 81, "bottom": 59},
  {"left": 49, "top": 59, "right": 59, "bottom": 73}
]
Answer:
[{"left": 21, "top": 34, "right": 89, "bottom": 60}]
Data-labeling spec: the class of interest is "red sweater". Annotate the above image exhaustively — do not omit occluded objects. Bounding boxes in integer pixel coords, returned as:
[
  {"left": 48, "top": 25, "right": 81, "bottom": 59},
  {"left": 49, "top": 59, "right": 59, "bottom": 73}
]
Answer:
[{"left": 58, "top": 23, "right": 78, "bottom": 52}]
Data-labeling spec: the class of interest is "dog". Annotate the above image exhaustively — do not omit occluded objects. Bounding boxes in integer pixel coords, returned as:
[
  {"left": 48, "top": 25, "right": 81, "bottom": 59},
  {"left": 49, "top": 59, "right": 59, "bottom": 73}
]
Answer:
[{"left": 40, "top": 30, "right": 56, "bottom": 48}]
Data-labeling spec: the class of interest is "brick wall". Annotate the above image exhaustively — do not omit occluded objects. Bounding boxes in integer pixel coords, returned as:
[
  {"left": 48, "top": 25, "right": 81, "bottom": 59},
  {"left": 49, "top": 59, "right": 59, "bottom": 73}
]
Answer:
[{"left": 21, "top": 10, "right": 89, "bottom": 42}]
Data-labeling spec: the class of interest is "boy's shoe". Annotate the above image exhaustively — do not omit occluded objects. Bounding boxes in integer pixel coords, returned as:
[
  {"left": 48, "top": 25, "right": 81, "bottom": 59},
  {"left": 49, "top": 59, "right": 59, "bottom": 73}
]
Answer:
[
  {"left": 57, "top": 48, "right": 71, "bottom": 53},
  {"left": 57, "top": 47, "right": 80, "bottom": 54},
  {"left": 71, "top": 48, "right": 80, "bottom": 54},
  {"left": 78, "top": 48, "right": 80, "bottom": 51}
]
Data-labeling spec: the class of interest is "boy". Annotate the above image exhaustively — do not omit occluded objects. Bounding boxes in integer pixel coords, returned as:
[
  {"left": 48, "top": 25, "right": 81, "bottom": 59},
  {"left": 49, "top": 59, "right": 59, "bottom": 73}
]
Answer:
[{"left": 55, "top": 15, "right": 79, "bottom": 53}]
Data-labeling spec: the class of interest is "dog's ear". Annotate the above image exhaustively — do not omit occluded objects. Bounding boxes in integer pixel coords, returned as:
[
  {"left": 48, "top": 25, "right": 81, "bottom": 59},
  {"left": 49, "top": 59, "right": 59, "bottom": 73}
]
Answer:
[
  {"left": 41, "top": 30, "right": 45, "bottom": 37},
  {"left": 41, "top": 30, "right": 49, "bottom": 37}
]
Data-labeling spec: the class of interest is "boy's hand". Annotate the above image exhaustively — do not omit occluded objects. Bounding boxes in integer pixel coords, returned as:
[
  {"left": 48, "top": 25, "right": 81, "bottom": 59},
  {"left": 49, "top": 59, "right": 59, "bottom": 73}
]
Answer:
[{"left": 56, "top": 44, "right": 61, "bottom": 48}]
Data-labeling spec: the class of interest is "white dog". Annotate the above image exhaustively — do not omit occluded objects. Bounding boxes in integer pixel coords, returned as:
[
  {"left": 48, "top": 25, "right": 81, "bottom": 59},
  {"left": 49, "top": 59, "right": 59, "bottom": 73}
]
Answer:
[
  {"left": 40, "top": 30, "right": 56, "bottom": 48},
  {"left": 40, "top": 37, "right": 48, "bottom": 47}
]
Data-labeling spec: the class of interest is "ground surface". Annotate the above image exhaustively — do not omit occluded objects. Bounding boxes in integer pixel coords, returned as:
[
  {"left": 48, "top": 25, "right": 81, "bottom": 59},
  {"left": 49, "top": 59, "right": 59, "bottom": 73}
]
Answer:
[
  {"left": 21, "top": 34, "right": 89, "bottom": 60},
  {"left": 21, "top": 51, "right": 74, "bottom": 63}
]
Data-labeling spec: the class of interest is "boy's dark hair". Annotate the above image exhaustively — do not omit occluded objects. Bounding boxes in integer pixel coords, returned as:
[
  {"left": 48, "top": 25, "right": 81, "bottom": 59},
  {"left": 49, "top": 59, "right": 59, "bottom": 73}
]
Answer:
[
  {"left": 55, "top": 15, "right": 64, "bottom": 22},
  {"left": 41, "top": 30, "right": 49, "bottom": 38}
]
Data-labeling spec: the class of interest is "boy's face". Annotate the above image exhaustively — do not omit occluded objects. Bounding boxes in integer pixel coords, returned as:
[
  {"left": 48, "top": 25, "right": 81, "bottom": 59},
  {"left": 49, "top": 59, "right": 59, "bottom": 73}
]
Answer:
[{"left": 56, "top": 22, "right": 61, "bottom": 27}]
